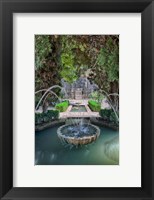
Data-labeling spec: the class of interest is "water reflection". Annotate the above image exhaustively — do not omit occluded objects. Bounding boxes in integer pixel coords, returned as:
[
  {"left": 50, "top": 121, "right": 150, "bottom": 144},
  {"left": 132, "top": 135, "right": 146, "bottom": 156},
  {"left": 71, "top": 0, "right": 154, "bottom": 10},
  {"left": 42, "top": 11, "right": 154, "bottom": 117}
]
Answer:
[
  {"left": 35, "top": 125, "right": 119, "bottom": 165},
  {"left": 104, "top": 136, "right": 119, "bottom": 163}
]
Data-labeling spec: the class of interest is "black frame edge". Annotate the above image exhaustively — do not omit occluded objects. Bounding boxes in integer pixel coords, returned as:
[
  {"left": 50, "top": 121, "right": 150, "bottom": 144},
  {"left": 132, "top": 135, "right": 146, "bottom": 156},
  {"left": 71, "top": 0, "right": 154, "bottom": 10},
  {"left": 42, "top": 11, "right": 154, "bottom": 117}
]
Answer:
[
  {"left": 152, "top": 1, "right": 154, "bottom": 199},
  {"left": 0, "top": 1, "right": 152, "bottom": 13},
  {"left": 0, "top": 0, "right": 154, "bottom": 200},
  {"left": 0, "top": 0, "right": 3, "bottom": 197},
  {"left": 0, "top": 0, "right": 13, "bottom": 199},
  {"left": 141, "top": 2, "right": 153, "bottom": 198}
]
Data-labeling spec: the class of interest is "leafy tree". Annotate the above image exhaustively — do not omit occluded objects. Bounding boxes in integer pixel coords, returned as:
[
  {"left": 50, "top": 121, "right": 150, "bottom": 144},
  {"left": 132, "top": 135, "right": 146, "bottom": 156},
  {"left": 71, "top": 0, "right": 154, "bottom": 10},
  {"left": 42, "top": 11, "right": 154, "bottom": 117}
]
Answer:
[
  {"left": 35, "top": 35, "right": 51, "bottom": 69},
  {"left": 88, "top": 36, "right": 119, "bottom": 94},
  {"left": 97, "top": 37, "right": 119, "bottom": 83},
  {"left": 35, "top": 35, "right": 61, "bottom": 91}
]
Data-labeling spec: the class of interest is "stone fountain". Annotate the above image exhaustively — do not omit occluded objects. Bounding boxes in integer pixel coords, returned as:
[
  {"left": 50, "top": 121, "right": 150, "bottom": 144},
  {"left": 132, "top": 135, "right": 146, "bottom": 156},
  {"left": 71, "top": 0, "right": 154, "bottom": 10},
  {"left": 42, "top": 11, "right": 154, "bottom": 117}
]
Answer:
[{"left": 57, "top": 120, "right": 100, "bottom": 146}]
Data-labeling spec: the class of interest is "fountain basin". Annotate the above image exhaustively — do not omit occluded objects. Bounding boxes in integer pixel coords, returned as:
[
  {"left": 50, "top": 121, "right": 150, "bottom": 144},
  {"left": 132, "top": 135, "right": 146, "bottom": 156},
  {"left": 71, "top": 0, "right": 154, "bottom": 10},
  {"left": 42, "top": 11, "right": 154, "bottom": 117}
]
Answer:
[{"left": 57, "top": 123, "right": 100, "bottom": 145}]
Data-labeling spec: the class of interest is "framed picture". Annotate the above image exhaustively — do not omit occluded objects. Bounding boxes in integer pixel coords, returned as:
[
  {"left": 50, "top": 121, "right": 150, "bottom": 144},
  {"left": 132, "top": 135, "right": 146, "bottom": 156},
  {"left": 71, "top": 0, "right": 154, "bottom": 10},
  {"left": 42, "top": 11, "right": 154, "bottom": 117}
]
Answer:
[{"left": 0, "top": 0, "right": 154, "bottom": 199}]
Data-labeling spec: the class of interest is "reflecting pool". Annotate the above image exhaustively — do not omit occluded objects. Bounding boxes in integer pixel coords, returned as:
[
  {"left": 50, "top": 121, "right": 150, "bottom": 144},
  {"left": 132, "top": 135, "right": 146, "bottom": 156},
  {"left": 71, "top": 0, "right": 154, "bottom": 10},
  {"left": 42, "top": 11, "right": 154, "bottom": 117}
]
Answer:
[
  {"left": 35, "top": 125, "right": 119, "bottom": 165},
  {"left": 71, "top": 105, "right": 87, "bottom": 112}
]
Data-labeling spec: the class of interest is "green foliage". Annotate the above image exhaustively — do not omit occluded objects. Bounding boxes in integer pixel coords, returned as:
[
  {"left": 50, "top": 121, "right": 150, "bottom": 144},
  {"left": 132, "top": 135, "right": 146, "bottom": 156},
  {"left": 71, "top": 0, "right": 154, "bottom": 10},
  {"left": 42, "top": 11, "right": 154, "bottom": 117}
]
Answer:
[
  {"left": 35, "top": 35, "right": 62, "bottom": 91},
  {"left": 60, "top": 36, "right": 89, "bottom": 83},
  {"left": 99, "top": 109, "right": 118, "bottom": 125},
  {"left": 60, "top": 36, "right": 78, "bottom": 83},
  {"left": 35, "top": 110, "right": 59, "bottom": 125},
  {"left": 35, "top": 94, "right": 41, "bottom": 107},
  {"left": 35, "top": 35, "right": 51, "bottom": 69},
  {"left": 89, "top": 91, "right": 104, "bottom": 103},
  {"left": 87, "top": 36, "right": 119, "bottom": 94},
  {"left": 97, "top": 37, "right": 119, "bottom": 82},
  {"left": 109, "top": 111, "right": 118, "bottom": 123},
  {"left": 99, "top": 109, "right": 112, "bottom": 119},
  {"left": 88, "top": 100, "right": 101, "bottom": 111},
  {"left": 55, "top": 100, "right": 69, "bottom": 112},
  {"left": 35, "top": 35, "right": 119, "bottom": 100}
]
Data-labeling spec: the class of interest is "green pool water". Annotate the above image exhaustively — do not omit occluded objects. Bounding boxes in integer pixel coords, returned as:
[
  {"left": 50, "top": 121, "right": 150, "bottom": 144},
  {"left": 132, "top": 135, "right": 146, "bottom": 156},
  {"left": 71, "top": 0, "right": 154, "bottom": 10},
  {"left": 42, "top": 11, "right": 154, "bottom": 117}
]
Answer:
[
  {"left": 35, "top": 125, "right": 119, "bottom": 165},
  {"left": 71, "top": 105, "right": 87, "bottom": 112}
]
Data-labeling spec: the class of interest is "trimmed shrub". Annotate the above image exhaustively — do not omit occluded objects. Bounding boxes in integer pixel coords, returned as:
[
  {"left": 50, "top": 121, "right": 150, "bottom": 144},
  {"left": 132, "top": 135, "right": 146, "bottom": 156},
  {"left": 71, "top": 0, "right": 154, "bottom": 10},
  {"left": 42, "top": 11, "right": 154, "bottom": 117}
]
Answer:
[
  {"left": 55, "top": 100, "right": 69, "bottom": 112},
  {"left": 35, "top": 110, "right": 59, "bottom": 125},
  {"left": 35, "top": 95, "right": 41, "bottom": 109},
  {"left": 88, "top": 100, "right": 101, "bottom": 112},
  {"left": 35, "top": 113, "right": 43, "bottom": 124},
  {"left": 110, "top": 111, "right": 117, "bottom": 123},
  {"left": 99, "top": 109, "right": 112, "bottom": 120},
  {"left": 99, "top": 109, "right": 118, "bottom": 125},
  {"left": 47, "top": 110, "right": 59, "bottom": 119}
]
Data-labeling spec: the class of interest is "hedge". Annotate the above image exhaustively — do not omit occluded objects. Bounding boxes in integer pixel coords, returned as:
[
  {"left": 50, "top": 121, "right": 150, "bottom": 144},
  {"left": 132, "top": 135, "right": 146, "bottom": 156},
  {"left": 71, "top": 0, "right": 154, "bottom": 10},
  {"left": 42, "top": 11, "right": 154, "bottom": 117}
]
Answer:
[
  {"left": 88, "top": 100, "right": 101, "bottom": 112},
  {"left": 35, "top": 110, "right": 59, "bottom": 125},
  {"left": 55, "top": 100, "right": 69, "bottom": 112},
  {"left": 99, "top": 109, "right": 118, "bottom": 125}
]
